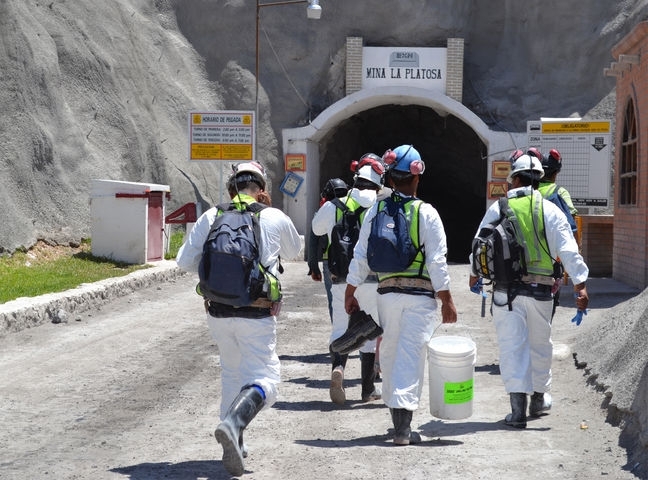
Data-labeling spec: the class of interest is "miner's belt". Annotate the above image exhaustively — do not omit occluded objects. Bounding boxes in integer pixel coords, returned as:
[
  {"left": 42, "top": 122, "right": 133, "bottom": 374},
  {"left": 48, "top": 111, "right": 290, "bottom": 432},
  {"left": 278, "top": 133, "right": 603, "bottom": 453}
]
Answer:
[
  {"left": 205, "top": 299, "right": 273, "bottom": 319},
  {"left": 520, "top": 274, "right": 556, "bottom": 286},
  {"left": 494, "top": 282, "right": 553, "bottom": 299},
  {"left": 203, "top": 297, "right": 273, "bottom": 310},
  {"left": 331, "top": 274, "right": 379, "bottom": 284},
  {"left": 249, "top": 297, "right": 274, "bottom": 308},
  {"left": 378, "top": 277, "right": 434, "bottom": 292}
]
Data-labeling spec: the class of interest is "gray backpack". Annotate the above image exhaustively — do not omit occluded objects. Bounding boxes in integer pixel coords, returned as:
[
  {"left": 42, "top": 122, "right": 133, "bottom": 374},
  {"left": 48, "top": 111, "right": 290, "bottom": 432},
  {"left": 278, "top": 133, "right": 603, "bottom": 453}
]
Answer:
[
  {"left": 471, "top": 197, "right": 527, "bottom": 285},
  {"left": 198, "top": 202, "right": 267, "bottom": 306}
]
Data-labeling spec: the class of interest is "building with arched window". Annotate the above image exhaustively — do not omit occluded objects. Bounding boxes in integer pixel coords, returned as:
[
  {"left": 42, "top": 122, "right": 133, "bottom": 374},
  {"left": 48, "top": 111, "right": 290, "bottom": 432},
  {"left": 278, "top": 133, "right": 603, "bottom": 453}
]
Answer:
[{"left": 608, "top": 22, "right": 648, "bottom": 288}]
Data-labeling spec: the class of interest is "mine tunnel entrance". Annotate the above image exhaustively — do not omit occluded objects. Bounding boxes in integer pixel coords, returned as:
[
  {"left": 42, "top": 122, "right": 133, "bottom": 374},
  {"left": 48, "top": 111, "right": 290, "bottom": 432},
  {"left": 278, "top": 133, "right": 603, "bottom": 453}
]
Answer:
[{"left": 317, "top": 104, "right": 487, "bottom": 264}]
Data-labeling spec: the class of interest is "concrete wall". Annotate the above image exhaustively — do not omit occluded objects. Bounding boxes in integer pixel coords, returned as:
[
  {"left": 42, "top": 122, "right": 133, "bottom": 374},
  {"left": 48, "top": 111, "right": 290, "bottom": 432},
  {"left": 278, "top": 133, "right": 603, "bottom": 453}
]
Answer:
[{"left": 90, "top": 180, "right": 170, "bottom": 265}]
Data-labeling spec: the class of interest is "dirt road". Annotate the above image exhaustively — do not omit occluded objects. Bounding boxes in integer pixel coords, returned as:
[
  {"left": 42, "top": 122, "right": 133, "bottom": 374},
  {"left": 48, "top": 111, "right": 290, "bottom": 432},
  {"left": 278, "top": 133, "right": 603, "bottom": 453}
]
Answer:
[{"left": 0, "top": 261, "right": 639, "bottom": 479}]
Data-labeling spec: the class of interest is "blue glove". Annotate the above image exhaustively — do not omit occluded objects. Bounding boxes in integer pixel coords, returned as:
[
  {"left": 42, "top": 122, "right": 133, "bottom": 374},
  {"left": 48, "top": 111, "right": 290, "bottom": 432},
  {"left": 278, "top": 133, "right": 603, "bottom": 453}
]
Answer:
[
  {"left": 470, "top": 278, "right": 486, "bottom": 297},
  {"left": 571, "top": 309, "right": 587, "bottom": 326},
  {"left": 572, "top": 292, "right": 588, "bottom": 326}
]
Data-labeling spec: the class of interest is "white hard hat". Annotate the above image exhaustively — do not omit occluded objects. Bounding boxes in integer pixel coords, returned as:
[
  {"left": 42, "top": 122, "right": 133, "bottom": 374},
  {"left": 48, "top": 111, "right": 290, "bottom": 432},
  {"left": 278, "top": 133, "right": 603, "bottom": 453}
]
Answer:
[
  {"left": 507, "top": 154, "right": 544, "bottom": 183},
  {"left": 356, "top": 164, "right": 383, "bottom": 187},
  {"left": 230, "top": 161, "right": 267, "bottom": 189},
  {"left": 351, "top": 153, "right": 385, "bottom": 188}
]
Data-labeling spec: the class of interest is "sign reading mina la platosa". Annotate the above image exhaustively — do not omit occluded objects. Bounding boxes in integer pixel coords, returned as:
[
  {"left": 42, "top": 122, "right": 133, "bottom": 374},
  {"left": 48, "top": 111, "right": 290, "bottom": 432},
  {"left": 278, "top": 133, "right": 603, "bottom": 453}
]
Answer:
[{"left": 362, "top": 47, "right": 447, "bottom": 91}]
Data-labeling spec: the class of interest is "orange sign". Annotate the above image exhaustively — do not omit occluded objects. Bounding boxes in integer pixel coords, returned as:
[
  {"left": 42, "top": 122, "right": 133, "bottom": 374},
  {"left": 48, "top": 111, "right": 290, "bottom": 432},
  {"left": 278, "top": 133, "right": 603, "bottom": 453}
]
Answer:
[{"left": 285, "top": 154, "right": 306, "bottom": 171}]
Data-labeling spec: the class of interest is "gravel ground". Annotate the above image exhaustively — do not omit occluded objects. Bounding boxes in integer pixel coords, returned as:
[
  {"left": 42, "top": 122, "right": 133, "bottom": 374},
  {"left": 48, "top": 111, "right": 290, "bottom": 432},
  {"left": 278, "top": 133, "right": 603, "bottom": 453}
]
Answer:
[{"left": 0, "top": 260, "right": 644, "bottom": 479}]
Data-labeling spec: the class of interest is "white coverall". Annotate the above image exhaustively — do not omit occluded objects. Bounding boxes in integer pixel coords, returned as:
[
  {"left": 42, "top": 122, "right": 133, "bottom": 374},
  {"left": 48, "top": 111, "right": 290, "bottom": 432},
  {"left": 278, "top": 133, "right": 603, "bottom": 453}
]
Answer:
[
  {"left": 346, "top": 193, "right": 452, "bottom": 410},
  {"left": 176, "top": 200, "right": 301, "bottom": 419},
  {"left": 470, "top": 186, "right": 588, "bottom": 394},
  {"left": 311, "top": 197, "right": 378, "bottom": 354}
]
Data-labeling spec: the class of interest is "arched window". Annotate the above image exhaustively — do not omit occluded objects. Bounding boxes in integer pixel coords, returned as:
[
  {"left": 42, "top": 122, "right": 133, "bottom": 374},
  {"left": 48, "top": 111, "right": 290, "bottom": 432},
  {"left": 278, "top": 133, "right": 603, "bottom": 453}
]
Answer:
[{"left": 619, "top": 99, "right": 638, "bottom": 206}]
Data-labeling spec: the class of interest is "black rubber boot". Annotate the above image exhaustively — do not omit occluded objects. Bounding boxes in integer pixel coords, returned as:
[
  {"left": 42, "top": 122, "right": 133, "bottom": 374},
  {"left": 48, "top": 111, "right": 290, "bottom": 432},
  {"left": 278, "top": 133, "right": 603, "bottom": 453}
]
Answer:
[
  {"left": 239, "top": 432, "right": 247, "bottom": 458},
  {"left": 504, "top": 392, "right": 528, "bottom": 428},
  {"left": 214, "top": 386, "right": 265, "bottom": 476},
  {"left": 330, "top": 310, "right": 383, "bottom": 355},
  {"left": 360, "top": 352, "right": 381, "bottom": 402},
  {"left": 392, "top": 408, "right": 421, "bottom": 445},
  {"left": 529, "top": 391, "right": 552, "bottom": 417},
  {"left": 330, "top": 348, "right": 348, "bottom": 371}
]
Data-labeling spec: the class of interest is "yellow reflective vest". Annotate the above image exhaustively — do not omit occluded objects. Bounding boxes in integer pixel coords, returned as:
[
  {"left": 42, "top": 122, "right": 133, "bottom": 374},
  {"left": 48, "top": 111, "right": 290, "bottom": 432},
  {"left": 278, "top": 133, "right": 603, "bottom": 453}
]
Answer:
[
  {"left": 375, "top": 197, "right": 428, "bottom": 281},
  {"left": 508, "top": 191, "right": 554, "bottom": 277}
]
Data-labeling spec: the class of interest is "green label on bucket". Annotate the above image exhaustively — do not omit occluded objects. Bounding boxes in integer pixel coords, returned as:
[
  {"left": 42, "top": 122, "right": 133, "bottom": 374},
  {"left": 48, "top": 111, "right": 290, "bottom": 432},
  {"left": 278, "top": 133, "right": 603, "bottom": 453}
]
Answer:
[{"left": 443, "top": 378, "right": 473, "bottom": 404}]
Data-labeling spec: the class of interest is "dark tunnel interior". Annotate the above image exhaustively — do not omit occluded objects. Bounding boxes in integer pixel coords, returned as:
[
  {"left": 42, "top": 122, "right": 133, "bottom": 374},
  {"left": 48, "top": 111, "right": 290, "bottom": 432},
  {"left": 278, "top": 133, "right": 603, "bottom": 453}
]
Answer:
[{"left": 317, "top": 104, "right": 487, "bottom": 264}]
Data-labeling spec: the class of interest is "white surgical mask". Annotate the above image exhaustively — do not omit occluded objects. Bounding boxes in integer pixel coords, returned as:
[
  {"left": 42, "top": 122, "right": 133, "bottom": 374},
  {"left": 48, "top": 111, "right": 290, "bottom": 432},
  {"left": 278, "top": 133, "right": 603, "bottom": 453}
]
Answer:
[{"left": 349, "top": 188, "right": 377, "bottom": 208}]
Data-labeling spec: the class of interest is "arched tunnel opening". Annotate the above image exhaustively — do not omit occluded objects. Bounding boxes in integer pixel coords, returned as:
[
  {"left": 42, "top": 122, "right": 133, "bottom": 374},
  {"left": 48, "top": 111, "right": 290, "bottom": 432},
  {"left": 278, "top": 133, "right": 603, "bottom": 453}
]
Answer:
[{"left": 316, "top": 104, "right": 487, "bottom": 264}]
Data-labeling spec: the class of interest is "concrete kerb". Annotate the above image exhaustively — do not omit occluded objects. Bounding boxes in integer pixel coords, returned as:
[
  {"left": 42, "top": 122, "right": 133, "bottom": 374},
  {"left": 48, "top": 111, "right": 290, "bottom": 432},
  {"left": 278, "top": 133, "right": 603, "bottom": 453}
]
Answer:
[
  {"left": 0, "top": 260, "right": 185, "bottom": 337},
  {"left": 0, "top": 236, "right": 306, "bottom": 338},
  {"left": 1, "top": 254, "right": 639, "bottom": 338}
]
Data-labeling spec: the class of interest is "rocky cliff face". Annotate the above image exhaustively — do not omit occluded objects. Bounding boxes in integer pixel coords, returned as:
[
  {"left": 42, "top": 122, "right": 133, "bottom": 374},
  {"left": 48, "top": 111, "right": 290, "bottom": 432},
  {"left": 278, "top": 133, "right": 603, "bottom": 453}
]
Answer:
[
  {"left": 1, "top": 0, "right": 647, "bottom": 252},
  {"left": 0, "top": 0, "right": 224, "bottom": 252}
]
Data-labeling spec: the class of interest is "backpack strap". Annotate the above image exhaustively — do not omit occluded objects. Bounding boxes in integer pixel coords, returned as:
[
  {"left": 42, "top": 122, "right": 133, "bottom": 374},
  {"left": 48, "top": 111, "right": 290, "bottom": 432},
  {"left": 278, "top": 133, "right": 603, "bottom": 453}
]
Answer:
[
  {"left": 216, "top": 201, "right": 236, "bottom": 212},
  {"left": 406, "top": 198, "right": 425, "bottom": 277},
  {"left": 497, "top": 196, "right": 519, "bottom": 311},
  {"left": 330, "top": 197, "right": 347, "bottom": 212},
  {"left": 245, "top": 202, "right": 268, "bottom": 214},
  {"left": 536, "top": 191, "right": 565, "bottom": 279},
  {"left": 216, "top": 200, "right": 267, "bottom": 212},
  {"left": 244, "top": 202, "right": 271, "bottom": 269},
  {"left": 497, "top": 196, "right": 510, "bottom": 220},
  {"left": 331, "top": 196, "right": 366, "bottom": 223}
]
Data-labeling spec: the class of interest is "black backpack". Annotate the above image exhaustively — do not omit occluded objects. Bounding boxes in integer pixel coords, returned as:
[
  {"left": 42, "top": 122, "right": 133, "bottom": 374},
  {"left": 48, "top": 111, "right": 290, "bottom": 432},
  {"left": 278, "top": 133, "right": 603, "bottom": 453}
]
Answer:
[
  {"left": 472, "top": 196, "right": 527, "bottom": 286},
  {"left": 367, "top": 196, "right": 422, "bottom": 273},
  {"left": 327, "top": 198, "right": 365, "bottom": 278},
  {"left": 198, "top": 202, "right": 267, "bottom": 307}
]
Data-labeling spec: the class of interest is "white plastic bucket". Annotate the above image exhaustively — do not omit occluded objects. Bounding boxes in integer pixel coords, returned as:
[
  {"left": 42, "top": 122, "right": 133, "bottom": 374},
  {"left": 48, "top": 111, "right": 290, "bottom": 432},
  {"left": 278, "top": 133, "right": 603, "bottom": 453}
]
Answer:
[{"left": 427, "top": 335, "right": 476, "bottom": 420}]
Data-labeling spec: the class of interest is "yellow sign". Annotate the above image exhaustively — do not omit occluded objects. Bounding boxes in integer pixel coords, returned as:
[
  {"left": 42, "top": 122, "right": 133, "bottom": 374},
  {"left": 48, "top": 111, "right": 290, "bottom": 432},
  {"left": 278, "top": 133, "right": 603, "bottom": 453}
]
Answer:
[
  {"left": 191, "top": 144, "right": 221, "bottom": 160},
  {"left": 222, "top": 144, "right": 253, "bottom": 160},
  {"left": 541, "top": 121, "right": 610, "bottom": 134},
  {"left": 188, "top": 111, "right": 254, "bottom": 161}
]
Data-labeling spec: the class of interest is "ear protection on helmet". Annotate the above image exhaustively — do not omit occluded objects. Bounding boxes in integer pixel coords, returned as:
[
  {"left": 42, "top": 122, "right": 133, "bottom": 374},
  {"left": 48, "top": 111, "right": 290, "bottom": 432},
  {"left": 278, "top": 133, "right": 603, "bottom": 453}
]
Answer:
[
  {"left": 350, "top": 153, "right": 385, "bottom": 188},
  {"left": 509, "top": 149, "right": 524, "bottom": 163},
  {"left": 541, "top": 148, "right": 563, "bottom": 174},
  {"left": 548, "top": 148, "right": 561, "bottom": 162},
  {"left": 350, "top": 153, "right": 385, "bottom": 176},
  {"left": 409, "top": 159, "right": 425, "bottom": 175},
  {"left": 382, "top": 149, "right": 397, "bottom": 166},
  {"left": 526, "top": 147, "right": 542, "bottom": 161},
  {"left": 382, "top": 145, "right": 425, "bottom": 175}
]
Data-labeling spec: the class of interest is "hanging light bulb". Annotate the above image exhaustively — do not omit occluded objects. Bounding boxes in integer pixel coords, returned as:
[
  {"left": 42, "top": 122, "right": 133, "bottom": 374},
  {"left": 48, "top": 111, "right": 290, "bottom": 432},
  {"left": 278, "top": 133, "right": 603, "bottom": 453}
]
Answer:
[{"left": 307, "top": 0, "right": 322, "bottom": 19}]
